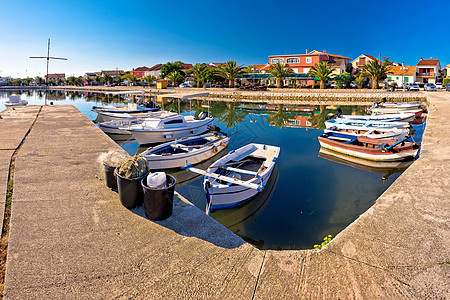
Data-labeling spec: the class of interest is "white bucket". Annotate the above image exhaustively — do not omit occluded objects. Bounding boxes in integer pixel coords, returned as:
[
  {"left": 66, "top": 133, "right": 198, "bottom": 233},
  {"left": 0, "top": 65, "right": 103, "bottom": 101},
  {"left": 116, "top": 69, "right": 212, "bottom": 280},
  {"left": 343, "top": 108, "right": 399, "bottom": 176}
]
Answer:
[{"left": 147, "top": 172, "right": 166, "bottom": 189}]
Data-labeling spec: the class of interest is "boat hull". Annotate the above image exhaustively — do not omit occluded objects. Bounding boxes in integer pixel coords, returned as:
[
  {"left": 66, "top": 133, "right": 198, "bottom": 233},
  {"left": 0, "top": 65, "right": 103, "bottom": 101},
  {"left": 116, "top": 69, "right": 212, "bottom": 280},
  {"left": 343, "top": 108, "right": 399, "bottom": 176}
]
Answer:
[
  {"left": 341, "top": 113, "right": 415, "bottom": 123},
  {"left": 4, "top": 100, "right": 28, "bottom": 106},
  {"left": 141, "top": 135, "right": 230, "bottom": 170},
  {"left": 323, "top": 128, "right": 408, "bottom": 141},
  {"left": 204, "top": 144, "right": 280, "bottom": 211},
  {"left": 318, "top": 137, "right": 419, "bottom": 161},
  {"left": 128, "top": 119, "right": 213, "bottom": 145}
]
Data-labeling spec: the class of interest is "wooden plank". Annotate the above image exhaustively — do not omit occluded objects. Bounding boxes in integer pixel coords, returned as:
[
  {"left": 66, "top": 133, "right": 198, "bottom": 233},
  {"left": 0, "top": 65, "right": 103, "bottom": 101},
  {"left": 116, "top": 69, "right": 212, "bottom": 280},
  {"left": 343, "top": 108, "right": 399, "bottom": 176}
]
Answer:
[{"left": 186, "top": 166, "right": 262, "bottom": 190}]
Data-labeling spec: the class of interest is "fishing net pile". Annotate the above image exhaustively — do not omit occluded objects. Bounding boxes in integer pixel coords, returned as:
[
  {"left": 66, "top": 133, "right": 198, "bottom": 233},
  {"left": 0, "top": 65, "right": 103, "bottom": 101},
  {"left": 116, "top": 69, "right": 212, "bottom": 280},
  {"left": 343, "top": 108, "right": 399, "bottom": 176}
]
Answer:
[{"left": 116, "top": 155, "right": 149, "bottom": 179}]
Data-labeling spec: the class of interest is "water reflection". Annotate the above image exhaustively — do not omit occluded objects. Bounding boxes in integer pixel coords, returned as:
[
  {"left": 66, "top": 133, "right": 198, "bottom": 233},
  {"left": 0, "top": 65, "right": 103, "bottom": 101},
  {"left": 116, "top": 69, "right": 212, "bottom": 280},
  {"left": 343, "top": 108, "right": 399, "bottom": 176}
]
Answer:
[
  {"left": 318, "top": 148, "right": 413, "bottom": 181},
  {"left": 209, "top": 164, "right": 279, "bottom": 249}
]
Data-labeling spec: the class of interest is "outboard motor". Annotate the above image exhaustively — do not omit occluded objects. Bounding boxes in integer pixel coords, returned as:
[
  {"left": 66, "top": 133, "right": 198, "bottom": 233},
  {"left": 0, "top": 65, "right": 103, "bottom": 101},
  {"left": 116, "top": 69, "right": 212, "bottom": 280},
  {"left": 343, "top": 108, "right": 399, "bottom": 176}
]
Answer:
[
  {"left": 335, "top": 107, "right": 343, "bottom": 117},
  {"left": 207, "top": 125, "right": 226, "bottom": 136},
  {"left": 381, "top": 97, "right": 387, "bottom": 103},
  {"left": 197, "top": 111, "right": 208, "bottom": 120},
  {"left": 145, "top": 101, "right": 156, "bottom": 108}
]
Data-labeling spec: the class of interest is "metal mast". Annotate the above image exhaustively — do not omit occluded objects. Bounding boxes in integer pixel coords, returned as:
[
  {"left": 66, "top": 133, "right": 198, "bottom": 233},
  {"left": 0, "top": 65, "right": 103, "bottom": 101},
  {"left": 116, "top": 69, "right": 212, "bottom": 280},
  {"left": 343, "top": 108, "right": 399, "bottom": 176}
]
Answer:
[{"left": 30, "top": 39, "right": 67, "bottom": 103}]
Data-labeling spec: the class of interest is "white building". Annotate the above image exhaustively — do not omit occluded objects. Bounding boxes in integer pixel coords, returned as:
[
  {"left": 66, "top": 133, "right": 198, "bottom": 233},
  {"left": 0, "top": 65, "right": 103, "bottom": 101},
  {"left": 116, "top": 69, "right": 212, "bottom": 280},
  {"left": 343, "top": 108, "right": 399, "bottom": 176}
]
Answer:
[{"left": 386, "top": 65, "right": 416, "bottom": 86}]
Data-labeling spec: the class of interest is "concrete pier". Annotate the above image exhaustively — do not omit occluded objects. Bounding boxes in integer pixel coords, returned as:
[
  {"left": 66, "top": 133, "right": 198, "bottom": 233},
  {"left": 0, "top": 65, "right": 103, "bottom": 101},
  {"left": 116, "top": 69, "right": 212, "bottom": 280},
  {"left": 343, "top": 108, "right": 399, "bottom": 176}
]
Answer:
[{"left": 0, "top": 93, "right": 448, "bottom": 299}]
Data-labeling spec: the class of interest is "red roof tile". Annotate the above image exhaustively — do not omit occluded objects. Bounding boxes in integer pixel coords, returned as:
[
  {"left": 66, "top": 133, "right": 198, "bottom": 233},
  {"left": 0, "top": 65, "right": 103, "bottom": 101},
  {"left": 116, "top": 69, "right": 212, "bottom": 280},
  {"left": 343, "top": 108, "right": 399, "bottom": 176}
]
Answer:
[
  {"left": 388, "top": 66, "right": 416, "bottom": 76},
  {"left": 417, "top": 59, "right": 440, "bottom": 66}
]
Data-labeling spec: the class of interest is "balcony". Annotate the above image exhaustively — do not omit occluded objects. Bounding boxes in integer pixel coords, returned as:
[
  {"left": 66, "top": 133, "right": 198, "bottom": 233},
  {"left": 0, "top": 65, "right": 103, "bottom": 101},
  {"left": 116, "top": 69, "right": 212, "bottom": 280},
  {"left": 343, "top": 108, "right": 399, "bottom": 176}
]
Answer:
[{"left": 417, "top": 72, "right": 435, "bottom": 77}]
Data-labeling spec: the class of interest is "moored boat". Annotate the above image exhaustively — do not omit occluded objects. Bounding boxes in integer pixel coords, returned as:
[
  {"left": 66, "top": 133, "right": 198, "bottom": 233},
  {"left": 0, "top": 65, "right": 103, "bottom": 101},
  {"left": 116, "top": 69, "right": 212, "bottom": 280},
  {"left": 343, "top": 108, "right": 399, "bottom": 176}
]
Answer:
[
  {"left": 191, "top": 143, "right": 280, "bottom": 211},
  {"left": 140, "top": 132, "right": 230, "bottom": 170},
  {"left": 4, "top": 95, "right": 28, "bottom": 106},
  {"left": 325, "top": 118, "right": 410, "bottom": 130},
  {"left": 370, "top": 106, "right": 423, "bottom": 115},
  {"left": 98, "top": 108, "right": 162, "bottom": 122},
  {"left": 324, "top": 126, "right": 409, "bottom": 141},
  {"left": 121, "top": 112, "right": 213, "bottom": 145},
  {"left": 318, "top": 133, "right": 420, "bottom": 161},
  {"left": 339, "top": 112, "right": 415, "bottom": 123},
  {"left": 373, "top": 108, "right": 423, "bottom": 118}
]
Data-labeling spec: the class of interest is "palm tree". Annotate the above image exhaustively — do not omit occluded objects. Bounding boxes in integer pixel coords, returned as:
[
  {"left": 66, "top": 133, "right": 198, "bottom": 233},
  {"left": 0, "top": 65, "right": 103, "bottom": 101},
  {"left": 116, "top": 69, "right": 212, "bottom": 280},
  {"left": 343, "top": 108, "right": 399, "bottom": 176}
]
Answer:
[
  {"left": 268, "top": 62, "right": 293, "bottom": 88},
  {"left": 166, "top": 71, "right": 184, "bottom": 87},
  {"left": 143, "top": 75, "right": 157, "bottom": 86},
  {"left": 308, "top": 61, "right": 334, "bottom": 89},
  {"left": 244, "top": 64, "right": 258, "bottom": 74},
  {"left": 217, "top": 61, "right": 245, "bottom": 88},
  {"left": 85, "top": 77, "right": 93, "bottom": 86},
  {"left": 23, "top": 77, "right": 33, "bottom": 86},
  {"left": 188, "top": 63, "right": 208, "bottom": 87},
  {"left": 362, "top": 58, "right": 393, "bottom": 89},
  {"left": 95, "top": 75, "right": 101, "bottom": 86},
  {"left": 103, "top": 74, "right": 112, "bottom": 85}
]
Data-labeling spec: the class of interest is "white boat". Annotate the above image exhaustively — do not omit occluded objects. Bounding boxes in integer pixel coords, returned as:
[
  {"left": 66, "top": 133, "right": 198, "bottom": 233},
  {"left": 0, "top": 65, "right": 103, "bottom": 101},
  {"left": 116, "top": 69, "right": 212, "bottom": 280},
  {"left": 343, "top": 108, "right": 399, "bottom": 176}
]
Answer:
[
  {"left": 325, "top": 118, "right": 410, "bottom": 130},
  {"left": 197, "top": 143, "right": 280, "bottom": 211},
  {"left": 98, "top": 118, "right": 147, "bottom": 134},
  {"left": 370, "top": 106, "right": 421, "bottom": 114},
  {"left": 4, "top": 95, "right": 28, "bottom": 106},
  {"left": 324, "top": 126, "right": 409, "bottom": 141},
  {"left": 338, "top": 112, "right": 415, "bottom": 123},
  {"left": 373, "top": 108, "right": 423, "bottom": 118},
  {"left": 122, "top": 112, "right": 213, "bottom": 145},
  {"left": 140, "top": 132, "right": 230, "bottom": 170},
  {"left": 370, "top": 101, "right": 421, "bottom": 110},
  {"left": 98, "top": 108, "right": 162, "bottom": 122}
]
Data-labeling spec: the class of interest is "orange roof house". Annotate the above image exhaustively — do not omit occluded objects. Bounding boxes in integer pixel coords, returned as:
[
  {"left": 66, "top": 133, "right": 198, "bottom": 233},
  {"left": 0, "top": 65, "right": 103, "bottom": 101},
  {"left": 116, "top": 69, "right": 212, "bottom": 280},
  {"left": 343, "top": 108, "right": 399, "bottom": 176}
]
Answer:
[
  {"left": 130, "top": 66, "right": 151, "bottom": 79},
  {"left": 386, "top": 65, "right": 417, "bottom": 86},
  {"left": 416, "top": 58, "right": 441, "bottom": 83}
]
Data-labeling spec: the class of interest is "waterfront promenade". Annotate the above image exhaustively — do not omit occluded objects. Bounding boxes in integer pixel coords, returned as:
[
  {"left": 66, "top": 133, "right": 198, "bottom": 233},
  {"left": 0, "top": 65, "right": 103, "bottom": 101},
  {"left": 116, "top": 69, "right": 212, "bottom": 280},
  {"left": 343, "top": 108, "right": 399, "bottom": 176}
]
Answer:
[{"left": 0, "top": 93, "right": 448, "bottom": 298}]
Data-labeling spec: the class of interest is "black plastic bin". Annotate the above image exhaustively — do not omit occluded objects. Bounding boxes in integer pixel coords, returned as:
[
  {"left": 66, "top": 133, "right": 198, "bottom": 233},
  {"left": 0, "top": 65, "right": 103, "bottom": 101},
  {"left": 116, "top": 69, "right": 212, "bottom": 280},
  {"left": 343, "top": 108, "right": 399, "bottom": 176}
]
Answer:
[
  {"left": 115, "top": 170, "right": 149, "bottom": 209},
  {"left": 141, "top": 174, "right": 176, "bottom": 221},
  {"left": 104, "top": 163, "right": 118, "bottom": 189}
]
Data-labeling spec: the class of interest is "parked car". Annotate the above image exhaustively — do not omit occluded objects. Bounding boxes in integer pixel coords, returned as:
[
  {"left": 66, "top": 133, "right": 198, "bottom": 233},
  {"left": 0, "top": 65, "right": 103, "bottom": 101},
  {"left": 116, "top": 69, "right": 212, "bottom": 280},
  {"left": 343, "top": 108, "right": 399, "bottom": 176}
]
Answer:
[
  {"left": 402, "top": 83, "right": 410, "bottom": 90},
  {"left": 424, "top": 83, "right": 437, "bottom": 91},
  {"left": 445, "top": 83, "right": 450, "bottom": 91},
  {"left": 409, "top": 83, "right": 420, "bottom": 91},
  {"left": 179, "top": 83, "right": 191, "bottom": 88},
  {"left": 435, "top": 82, "right": 443, "bottom": 89}
]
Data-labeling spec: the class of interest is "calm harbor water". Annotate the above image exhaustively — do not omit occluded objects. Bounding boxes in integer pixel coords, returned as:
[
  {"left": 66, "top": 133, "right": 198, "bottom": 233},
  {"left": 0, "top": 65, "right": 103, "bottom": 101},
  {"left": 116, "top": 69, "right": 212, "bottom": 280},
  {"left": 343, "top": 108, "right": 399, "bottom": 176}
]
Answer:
[{"left": 0, "top": 89, "right": 426, "bottom": 250}]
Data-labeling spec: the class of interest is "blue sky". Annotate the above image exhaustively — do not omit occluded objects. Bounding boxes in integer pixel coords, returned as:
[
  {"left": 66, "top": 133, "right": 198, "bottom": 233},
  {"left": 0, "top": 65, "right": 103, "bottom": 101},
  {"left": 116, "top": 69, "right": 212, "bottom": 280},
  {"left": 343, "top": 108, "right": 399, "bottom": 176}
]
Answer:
[{"left": 1, "top": 0, "right": 449, "bottom": 78}]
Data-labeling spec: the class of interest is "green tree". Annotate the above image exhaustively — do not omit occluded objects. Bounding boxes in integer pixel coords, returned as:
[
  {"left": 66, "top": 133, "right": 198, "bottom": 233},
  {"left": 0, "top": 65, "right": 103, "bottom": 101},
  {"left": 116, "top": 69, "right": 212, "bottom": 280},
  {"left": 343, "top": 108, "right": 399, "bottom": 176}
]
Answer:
[
  {"left": 362, "top": 58, "right": 393, "bottom": 89},
  {"left": 354, "top": 75, "right": 365, "bottom": 89},
  {"left": 103, "top": 74, "right": 112, "bottom": 85},
  {"left": 23, "top": 77, "right": 33, "bottom": 86},
  {"left": 75, "top": 77, "right": 83, "bottom": 86},
  {"left": 335, "top": 72, "right": 354, "bottom": 89},
  {"left": 188, "top": 63, "right": 209, "bottom": 87},
  {"left": 161, "top": 62, "right": 184, "bottom": 78},
  {"left": 122, "top": 74, "right": 137, "bottom": 86},
  {"left": 114, "top": 76, "right": 123, "bottom": 85},
  {"left": 244, "top": 64, "right": 258, "bottom": 74},
  {"left": 143, "top": 75, "right": 157, "bottom": 86},
  {"left": 217, "top": 61, "right": 245, "bottom": 88},
  {"left": 95, "top": 75, "right": 101, "bottom": 85},
  {"left": 66, "top": 76, "right": 77, "bottom": 85},
  {"left": 268, "top": 62, "right": 293, "bottom": 88},
  {"left": 166, "top": 71, "right": 184, "bottom": 87},
  {"left": 308, "top": 61, "right": 334, "bottom": 89},
  {"left": 85, "top": 77, "right": 93, "bottom": 86},
  {"left": 35, "top": 77, "right": 45, "bottom": 85}
]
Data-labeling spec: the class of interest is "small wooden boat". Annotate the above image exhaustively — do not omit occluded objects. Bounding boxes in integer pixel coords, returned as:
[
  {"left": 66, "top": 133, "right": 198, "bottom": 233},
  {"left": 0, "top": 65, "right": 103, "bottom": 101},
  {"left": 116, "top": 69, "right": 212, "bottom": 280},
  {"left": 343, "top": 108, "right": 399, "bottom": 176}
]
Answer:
[
  {"left": 98, "top": 118, "right": 147, "bottom": 134},
  {"left": 325, "top": 118, "right": 410, "bottom": 130},
  {"left": 92, "top": 102, "right": 158, "bottom": 114},
  {"left": 98, "top": 108, "right": 162, "bottom": 122},
  {"left": 4, "top": 95, "right": 28, "bottom": 106},
  {"left": 370, "top": 101, "right": 421, "bottom": 110},
  {"left": 185, "top": 143, "right": 280, "bottom": 211},
  {"left": 370, "top": 106, "right": 422, "bottom": 115},
  {"left": 140, "top": 132, "right": 230, "bottom": 170},
  {"left": 324, "top": 126, "right": 409, "bottom": 141},
  {"left": 374, "top": 108, "right": 423, "bottom": 118},
  {"left": 318, "top": 133, "right": 420, "bottom": 161},
  {"left": 121, "top": 112, "right": 213, "bottom": 145},
  {"left": 339, "top": 112, "right": 415, "bottom": 123}
]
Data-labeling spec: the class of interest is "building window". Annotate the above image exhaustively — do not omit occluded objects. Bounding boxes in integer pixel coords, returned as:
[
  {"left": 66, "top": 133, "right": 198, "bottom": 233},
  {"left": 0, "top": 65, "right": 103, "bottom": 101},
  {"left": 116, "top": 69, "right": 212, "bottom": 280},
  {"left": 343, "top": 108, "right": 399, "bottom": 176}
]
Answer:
[
  {"left": 303, "top": 68, "right": 310, "bottom": 73},
  {"left": 306, "top": 57, "right": 312, "bottom": 63},
  {"left": 387, "top": 76, "right": 392, "bottom": 80},
  {"left": 396, "top": 77, "right": 399, "bottom": 80},
  {"left": 404, "top": 77, "right": 409, "bottom": 82},
  {"left": 272, "top": 58, "right": 284, "bottom": 64},
  {"left": 286, "top": 58, "right": 299, "bottom": 64}
]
